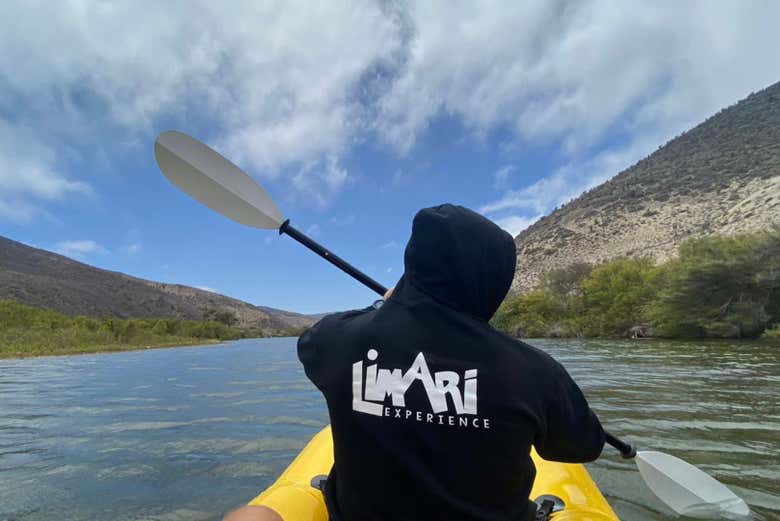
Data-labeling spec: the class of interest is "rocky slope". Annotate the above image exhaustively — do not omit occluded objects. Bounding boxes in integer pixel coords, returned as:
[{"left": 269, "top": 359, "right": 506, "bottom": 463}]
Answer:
[
  {"left": 513, "top": 81, "right": 780, "bottom": 292},
  {"left": 0, "top": 236, "right": 314, "bottom": 331}
]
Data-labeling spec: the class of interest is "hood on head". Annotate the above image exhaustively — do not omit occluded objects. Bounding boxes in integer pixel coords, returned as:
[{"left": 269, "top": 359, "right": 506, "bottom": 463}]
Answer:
[{"left": 401, "top": 204, "right": 517, "bottom": 320}]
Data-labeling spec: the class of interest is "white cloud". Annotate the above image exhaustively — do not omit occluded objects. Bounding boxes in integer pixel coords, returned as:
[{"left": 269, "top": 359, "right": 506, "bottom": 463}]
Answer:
[
  {"left": 53, "top": 240, "right": 109, "bottom": 259},
  {"left": 0, "top": 120, "right": 92, "bottom": 222},
  {"left": 123, "top": 242, "right": 142, "bottom": 255},
  {"left": 377, "top": 1, "right": 780, "bottom": 217},
  {"left": 493, "top": 165, "right": 515, "bottom": 190},
  {"left": 290, "top": 155, "right": 352, "bottom": 207},
  {"left": 305, "top": 223, "right": 320, "bottom": 236},
  {"left": 2, "top": 1, "right": 779, "bottom": 219},
  {"left": 0, "top": 198, "right": 46, "bottom": 223},
  {"left": 376, "top": 2, "right": 780, "bottom": 155},
  {"left": 380, "top": 240, "right": 400, "bottom": 249},
  {"left": 195, "top": 285, "right": 218, "bottom": 293},
  {"left": 492, "top": 214, "right": 543, "bottom": 237},
  {"left": 0, "top": 1, "right": 401, "bottom": 216}
]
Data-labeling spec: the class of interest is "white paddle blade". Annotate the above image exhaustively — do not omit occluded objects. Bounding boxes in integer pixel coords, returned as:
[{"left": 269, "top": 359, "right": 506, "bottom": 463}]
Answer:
[
  {"left": 635, "top": 451, "right": 750, "bottom": 519},
  {"left": 154, "top": 131, "right": 284, "bottom": 229}
]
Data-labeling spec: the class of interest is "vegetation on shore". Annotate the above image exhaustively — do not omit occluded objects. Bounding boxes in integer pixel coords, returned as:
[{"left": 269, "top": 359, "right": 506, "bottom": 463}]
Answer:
[
  {"left": 492, "top": 229, "right": 780, "bottom": 340},
  {"left": 762, "top": 325, "right": 780, "bottom": 341},
  {"left": 0, "top": 301, "right": 305, "bottom": 358}
]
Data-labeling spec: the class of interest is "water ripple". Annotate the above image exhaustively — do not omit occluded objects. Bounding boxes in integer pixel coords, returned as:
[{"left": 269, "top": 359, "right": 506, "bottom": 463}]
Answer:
[{"left": 0, "top": 337, "right": 776, "bottom": 521}]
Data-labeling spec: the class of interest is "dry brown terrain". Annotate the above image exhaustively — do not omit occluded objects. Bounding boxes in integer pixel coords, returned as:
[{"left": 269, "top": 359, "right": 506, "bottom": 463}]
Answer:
[
  {"left": 0, "top": 236, "right": 315, "bottom": 332},
  {"left": 513, "top": 81, "right": 780, "bottom": 292}
]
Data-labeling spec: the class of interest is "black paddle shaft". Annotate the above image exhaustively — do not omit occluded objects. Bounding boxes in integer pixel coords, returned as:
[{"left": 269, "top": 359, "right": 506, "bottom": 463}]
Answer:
[
  {"left": 279, "top": 220, "right": 388, "bottom": 297},
  {"left": 605, "top": 431, "right": 636, "bottom": 459}
]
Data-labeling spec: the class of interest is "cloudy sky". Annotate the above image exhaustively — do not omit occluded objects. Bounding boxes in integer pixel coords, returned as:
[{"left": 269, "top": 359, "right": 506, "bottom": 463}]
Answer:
[{"left": 1, "top": 1, "right": 779, "bottom": 313}]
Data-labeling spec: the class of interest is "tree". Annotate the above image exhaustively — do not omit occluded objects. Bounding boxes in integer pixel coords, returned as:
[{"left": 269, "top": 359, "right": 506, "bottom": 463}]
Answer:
[
  {"left": 543, "top": 262, "right": 592, "bottom": 297},
  {"left": 649, "top": 233, "right": 777, "bottom": 338},
  {"left": 755, "top": 227, "right": 780, "bottom": 325},
  {"left": 491, "top": 290, "right": 565, "bottom": 337},
  {"left": 579, "top": 257, "right": 656, "bottom": 337},
  {"left": 203, "top": 307, "right": 239, "bottom": 327},
  {"left": 152, "top": 320, "right": 169, "bottom": 335}
]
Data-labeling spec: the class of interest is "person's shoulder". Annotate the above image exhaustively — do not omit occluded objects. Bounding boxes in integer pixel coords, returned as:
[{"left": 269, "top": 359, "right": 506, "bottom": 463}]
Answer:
[
  {"left": 305, "top": 305, "right": 377, "bottom": 338},
  {"left": 297, "top": 305, "right": 378, "bottom": 369},
  {"left": 317, "top": 305, "right": 377, "bottom": 326}
]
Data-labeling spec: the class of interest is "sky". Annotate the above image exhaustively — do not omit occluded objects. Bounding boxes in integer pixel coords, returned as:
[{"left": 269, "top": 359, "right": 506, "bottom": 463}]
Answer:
[{"left": 1, "top": 1, "right": 780, "bottom": 314}]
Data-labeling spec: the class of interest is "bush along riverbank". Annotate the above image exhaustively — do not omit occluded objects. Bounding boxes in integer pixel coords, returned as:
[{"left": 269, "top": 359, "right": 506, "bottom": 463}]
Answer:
[
  {"left": 492, "top": 229, "right": 780, "bottom": 340},
  {"left": 0, "top": 301, "right": 305, "bottom": 358}
]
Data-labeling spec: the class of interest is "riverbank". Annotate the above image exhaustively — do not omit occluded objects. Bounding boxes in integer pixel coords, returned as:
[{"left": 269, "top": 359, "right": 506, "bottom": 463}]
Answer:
[
  {"left": 508, "top": 333, "right": 780, "bottom": 345},
  {"left": 0, "top": 337, "right": 226, "bottom": 359},
  {"left": 493, "top": 231, "right": 779, "bottom": 340},
  {"left": 0, "top": 300, "right": 301, "bottom": 359}
]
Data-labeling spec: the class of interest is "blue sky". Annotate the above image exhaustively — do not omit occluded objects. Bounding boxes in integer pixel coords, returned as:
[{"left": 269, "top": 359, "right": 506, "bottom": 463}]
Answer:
[{"left": 2, "top": 2, "right": 779, "bottom": 314}]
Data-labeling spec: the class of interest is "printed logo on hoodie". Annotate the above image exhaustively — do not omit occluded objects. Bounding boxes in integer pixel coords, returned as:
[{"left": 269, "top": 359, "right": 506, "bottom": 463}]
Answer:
[{"left": 352, "top": 349, "right": 491, "bottom": 429}]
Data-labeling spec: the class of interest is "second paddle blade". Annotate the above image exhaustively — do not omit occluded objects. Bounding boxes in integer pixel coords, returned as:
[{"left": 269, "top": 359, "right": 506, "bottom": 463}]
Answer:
[
  {"left": 635, "top": 450, "right": 750, "bottom": 518},
  {"left": 155, "top": 131, "right": 285, "bottom": 229}
]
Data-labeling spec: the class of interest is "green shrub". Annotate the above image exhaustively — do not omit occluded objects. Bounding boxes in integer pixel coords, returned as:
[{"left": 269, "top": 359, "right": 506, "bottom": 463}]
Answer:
[
  {"left": 492, "top": 290, "right": 566, "bottom": 337},
  {"left": 493, "top": 228, "right": 780, "bottom": 339},
  {"left": 649, "top": 231, "right": 778, "bottom": 338},
  {"left": 761, "top": 325, "right": 780, "bottom": 342},
  {"left": 0, "top": 300, "right": 280, "bottom": 358},
  {"left": 579, "top": 257, "right": 656, "bottom": 337}
]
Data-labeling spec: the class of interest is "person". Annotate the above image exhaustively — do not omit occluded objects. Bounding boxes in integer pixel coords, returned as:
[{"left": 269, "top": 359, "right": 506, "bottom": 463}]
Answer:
[{"left": 225, "top": 204, "right": 604, "bottom": 521}]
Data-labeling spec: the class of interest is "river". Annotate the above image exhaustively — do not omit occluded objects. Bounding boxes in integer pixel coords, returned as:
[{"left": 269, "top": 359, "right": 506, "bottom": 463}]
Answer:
[{"left": 0, "top": 338, "right": 777, "bottom": 520}]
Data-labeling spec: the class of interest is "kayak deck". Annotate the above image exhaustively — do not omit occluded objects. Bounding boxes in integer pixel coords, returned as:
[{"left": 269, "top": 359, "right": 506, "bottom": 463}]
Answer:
[{"left": 249, "top": 427, "right": 619, "bottom": 520}]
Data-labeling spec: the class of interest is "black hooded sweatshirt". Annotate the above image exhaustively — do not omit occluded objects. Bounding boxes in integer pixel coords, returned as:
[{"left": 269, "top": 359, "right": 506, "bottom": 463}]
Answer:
[{"left": 298, "top": 204, "right": 605, "bottom": 521}]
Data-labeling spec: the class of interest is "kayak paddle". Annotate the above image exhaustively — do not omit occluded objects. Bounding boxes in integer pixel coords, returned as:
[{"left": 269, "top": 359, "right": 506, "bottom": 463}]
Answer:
[
  {"left": 606, "top": 434, "right": 749, "bottom": 518},
  {"left": 154, "top": 130, "right": 387, "bottom": 296},
  {"left": 153, "top": 130, "right": 750, "bottom": 519}
]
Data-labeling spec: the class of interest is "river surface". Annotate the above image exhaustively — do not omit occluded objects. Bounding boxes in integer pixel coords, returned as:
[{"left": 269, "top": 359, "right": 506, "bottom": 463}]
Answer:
[{"left": 0, "top": 338, "right": 777, "bottom": 520}]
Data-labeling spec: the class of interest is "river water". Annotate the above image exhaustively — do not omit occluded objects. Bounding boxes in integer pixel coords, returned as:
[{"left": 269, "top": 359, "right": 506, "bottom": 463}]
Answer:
[{"left": 0, "top": 338, "right": 777, "bottom": 520}]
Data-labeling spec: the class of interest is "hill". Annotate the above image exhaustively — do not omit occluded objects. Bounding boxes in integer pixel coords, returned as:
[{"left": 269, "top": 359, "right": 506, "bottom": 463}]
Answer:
[
  {"left": 513, "top": 81, "right": 780, "bottom": 292},
  {"left": 0, "top": 236, "right": 314, "bottom": 332}
]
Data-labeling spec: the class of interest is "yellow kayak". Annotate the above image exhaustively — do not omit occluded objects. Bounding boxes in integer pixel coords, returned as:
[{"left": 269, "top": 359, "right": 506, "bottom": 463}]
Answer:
[{"left": 249, "top": 427, "right": 619, "bottom": 520}]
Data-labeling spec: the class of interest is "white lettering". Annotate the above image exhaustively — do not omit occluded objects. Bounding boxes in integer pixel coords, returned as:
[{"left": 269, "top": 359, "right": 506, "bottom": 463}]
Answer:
[
  {"left": 464, "top": 369, "right": 478, "bottom": 415},
  {"left": 434, "top": 371, "right": 464, "bottom": 414},
  {"left": 365, "top": 367, "right": 406, "bottom": 405},
  {"left": 351, "top": 349, "right": 488, "bottom": 427},
  {"left": 402, "top": 353, "right": 447, "bottom": 413},
  {"left": 352, "top": 361, "right": 383, "bottom": 416}
]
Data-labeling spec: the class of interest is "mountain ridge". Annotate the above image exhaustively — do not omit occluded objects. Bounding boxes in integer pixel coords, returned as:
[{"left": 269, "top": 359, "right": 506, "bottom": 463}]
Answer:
[
  {"left": 0, "top": 235, "right": 315, "bottom": 332},
  {"left": 512, "top": 81, "right": 780, "bottom": 292}
]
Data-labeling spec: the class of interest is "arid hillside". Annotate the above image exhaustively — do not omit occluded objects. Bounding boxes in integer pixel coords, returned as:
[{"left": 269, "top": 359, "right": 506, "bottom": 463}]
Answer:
[
  {"left": 0, "top": 236, "right": 315, "bottom": 332},
  {"left": 513, "top": 81, "right": 780, "bottom": 292}
]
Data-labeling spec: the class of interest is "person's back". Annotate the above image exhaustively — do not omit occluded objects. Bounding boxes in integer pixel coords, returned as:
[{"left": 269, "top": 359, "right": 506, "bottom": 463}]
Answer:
[{"left": 298, "top": 204, "right": 605, "bottom": 521}]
